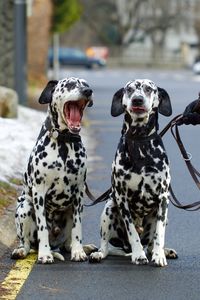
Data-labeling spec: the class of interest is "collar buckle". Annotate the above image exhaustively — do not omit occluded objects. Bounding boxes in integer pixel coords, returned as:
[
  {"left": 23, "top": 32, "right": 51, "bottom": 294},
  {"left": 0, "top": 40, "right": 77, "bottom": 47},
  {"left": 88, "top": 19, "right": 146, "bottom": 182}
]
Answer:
[{"left": 49, "top": 128, "right": 59, "bottom": 140}]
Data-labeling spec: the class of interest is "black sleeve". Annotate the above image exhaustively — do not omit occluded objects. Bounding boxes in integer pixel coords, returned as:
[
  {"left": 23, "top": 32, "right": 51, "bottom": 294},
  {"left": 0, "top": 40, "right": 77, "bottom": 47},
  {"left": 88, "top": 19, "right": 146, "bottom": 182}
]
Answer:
[
  {"left": 183, "top": 100, "right": 199, "bottom": 116},
  {"left": 180, "top": 112, "right": 200, "bottom": 125},
  {"left": 177, "top": 100, "right": 200, "bottom": 126}
]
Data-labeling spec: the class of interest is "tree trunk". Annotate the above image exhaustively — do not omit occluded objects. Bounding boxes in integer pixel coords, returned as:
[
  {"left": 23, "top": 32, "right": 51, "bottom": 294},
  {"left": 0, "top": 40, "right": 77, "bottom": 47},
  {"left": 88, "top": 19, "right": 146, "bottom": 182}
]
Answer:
[{"left": 27, "top": 0, "right": 53, "bottom": 86}]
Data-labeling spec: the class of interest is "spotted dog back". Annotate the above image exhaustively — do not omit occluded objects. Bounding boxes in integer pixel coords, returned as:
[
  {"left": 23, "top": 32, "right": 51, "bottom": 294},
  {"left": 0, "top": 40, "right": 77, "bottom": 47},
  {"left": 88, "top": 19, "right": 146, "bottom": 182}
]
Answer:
[{"left": 89, "top": 79, "right": 175, "bottom": 267}]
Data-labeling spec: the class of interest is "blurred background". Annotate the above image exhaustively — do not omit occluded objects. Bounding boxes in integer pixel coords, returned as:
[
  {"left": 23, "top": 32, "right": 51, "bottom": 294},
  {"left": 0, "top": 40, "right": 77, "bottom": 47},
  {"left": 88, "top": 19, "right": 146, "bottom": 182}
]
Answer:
[{"left": 0, "top": 0, "right": 200, "bottom": 109}]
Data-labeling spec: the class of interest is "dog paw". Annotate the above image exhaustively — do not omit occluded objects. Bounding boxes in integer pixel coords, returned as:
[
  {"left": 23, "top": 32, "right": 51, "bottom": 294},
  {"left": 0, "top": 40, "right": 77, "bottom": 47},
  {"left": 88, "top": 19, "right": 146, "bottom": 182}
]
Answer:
[
  {"left": 11, "top": 247, "right": 28, "bottom": 259},
  {"left": 37, "top": 253, "right": 54, "bottom": 264},
  {"left": 71, "top": 249, "right": 87, "bottom": 262},
  {"left": 88, "top": 251, "right": 104, "bottom": 263},
  {"left": 83, "top": 244, "right": 98, "bottom": 255},
  {"left": 131, "top": 252, "right": 149, "bottom": 265},
  {"left": 151, "top": 250, "right": 167, "bottom": 267},
  {"left": 164, "top": 247, "right": 178, "bottom": 259}
]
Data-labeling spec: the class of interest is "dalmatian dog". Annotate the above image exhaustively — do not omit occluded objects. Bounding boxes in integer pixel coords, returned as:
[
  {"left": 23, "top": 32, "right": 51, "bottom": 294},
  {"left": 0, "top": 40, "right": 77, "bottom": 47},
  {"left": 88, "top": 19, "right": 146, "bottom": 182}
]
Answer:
[
  {"left": 89, "top": 79, "right": 177, "bottom": 267},
  {"left": 11, "top": 77, "right": 96, "bottom": 264}
]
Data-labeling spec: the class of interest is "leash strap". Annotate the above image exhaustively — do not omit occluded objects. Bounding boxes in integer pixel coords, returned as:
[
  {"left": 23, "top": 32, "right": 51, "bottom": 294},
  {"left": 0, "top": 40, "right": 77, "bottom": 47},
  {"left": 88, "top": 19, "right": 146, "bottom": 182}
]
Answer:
[
  {"left": 169, "top": 185, "right": 200, "bottom": 211},
  {"left": 85, "top": 182, "right": 96, "bottom": 202},
  {"left": 171, "top": 123, "right": 200, "bottom": 189},
  {"left": 159, "top": 115, "right": 200, "bottom": 211},
  {"left": 159, "top": 114, "right": 182, "bottom": 137},
  {"left": 85, "top": 187, "right": 111, "bottom": 206}
]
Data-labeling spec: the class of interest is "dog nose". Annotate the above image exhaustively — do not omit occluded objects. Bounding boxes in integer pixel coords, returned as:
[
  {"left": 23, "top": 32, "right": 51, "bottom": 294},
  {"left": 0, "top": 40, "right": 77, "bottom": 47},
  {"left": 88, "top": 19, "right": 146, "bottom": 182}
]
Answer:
[
  {"left": 82, "top": 88, "right": 93, "bottom": 97},
  {"left": 132, "top": 97, "right": 144, "bottom": 106}
]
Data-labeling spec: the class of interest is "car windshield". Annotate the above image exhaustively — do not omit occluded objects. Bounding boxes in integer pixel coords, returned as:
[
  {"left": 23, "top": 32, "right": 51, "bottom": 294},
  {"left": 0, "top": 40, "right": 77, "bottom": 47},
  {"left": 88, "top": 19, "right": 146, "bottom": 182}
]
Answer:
[{"left": 60, "top": 48, "right": 86, "bottom": 58}]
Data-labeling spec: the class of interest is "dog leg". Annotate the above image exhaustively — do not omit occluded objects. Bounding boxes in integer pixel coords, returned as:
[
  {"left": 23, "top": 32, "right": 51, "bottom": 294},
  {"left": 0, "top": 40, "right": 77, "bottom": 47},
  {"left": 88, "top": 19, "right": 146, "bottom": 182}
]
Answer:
[
  {"left": 71, "top": 196, "right": 87, "bottom": 262},
  {"left": 117, "top": 198, "right": 148, "bottom": 265},
  {"left": 11, "top": 195, "right": 34, "bottom": 259},
  {"left": 89, "top": 201, "right": 113, "bottom": 263},
  {"left": 142, "top": 214, "right": 178, "bottom": 261},
  {"left": 32, "top": 187, "right": 54, "bottom": 264},
  {"left": 151, "top": 195, "right": 169, "bottom": 267},
  {"left": 63, "top": 216, "right": 72, "bottom": 253}
]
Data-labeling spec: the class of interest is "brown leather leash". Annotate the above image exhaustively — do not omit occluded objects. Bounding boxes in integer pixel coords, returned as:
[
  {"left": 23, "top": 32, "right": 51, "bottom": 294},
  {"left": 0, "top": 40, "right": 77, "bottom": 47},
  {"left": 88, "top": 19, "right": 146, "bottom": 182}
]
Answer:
[
  {"left": 159, "top": 96, "right": 200, "bottom": 211},
  {"left": 85, "top": 182, "right": 96, "bottom": 202},
  {"left": 162, "top": 115, "right": 200, "bottom": 211}
]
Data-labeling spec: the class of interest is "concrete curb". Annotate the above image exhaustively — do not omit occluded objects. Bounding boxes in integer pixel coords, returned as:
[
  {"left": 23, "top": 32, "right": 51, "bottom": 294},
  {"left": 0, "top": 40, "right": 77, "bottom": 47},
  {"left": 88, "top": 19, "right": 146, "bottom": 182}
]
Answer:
[{"left": 0, "top": 203, "right": 16, "bottom": 257}]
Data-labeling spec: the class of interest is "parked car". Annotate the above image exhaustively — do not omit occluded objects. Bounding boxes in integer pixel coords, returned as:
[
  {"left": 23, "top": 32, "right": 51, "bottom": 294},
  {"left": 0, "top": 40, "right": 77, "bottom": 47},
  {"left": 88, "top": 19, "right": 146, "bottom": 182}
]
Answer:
[
  {"left": 86, "top": 46, "right": 109, "bottom": 61},
  {"left": 48, "top": 47, "right": 106, "bottom": 69}
]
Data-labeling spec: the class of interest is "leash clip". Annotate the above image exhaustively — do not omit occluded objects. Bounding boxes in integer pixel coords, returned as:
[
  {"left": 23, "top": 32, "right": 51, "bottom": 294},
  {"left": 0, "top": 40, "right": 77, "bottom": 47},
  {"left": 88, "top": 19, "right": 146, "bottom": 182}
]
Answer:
[{"left": 183, "top": 152, "right": 192, "bottom": 161}]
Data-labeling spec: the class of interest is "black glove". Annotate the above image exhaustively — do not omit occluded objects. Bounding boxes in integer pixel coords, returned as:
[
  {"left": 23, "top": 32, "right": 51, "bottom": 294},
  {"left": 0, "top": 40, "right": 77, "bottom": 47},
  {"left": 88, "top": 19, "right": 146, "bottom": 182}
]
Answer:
[
  {"left": 177, "top": 100, "right": 200, "bottom": 126},
  {"left": 183, "top": 100, "right": 199, "bottom": 115},
  {"left": 177, "top": 112, "right": 200, "bottom": 125}
]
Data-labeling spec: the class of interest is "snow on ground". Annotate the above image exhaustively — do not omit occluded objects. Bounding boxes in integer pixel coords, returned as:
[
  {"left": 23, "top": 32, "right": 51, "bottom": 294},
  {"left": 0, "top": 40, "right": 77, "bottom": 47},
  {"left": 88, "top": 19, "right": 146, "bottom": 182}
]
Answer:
[
  {"left": 0, "top": 106, "right": 45, "bottom": 182},
  {"left": 0, "top": 106, "right": 96, "bottom": 183}
]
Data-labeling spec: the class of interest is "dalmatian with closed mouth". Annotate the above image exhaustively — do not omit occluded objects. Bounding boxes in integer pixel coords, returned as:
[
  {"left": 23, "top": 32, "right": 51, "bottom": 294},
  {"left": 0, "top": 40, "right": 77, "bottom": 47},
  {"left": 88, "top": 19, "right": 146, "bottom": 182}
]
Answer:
[
  {"left": 89, "top": 79, "right": 177, "bottom": 267},
  {"left": 11, "top": 77, "right": 95, "bottom": 264}
]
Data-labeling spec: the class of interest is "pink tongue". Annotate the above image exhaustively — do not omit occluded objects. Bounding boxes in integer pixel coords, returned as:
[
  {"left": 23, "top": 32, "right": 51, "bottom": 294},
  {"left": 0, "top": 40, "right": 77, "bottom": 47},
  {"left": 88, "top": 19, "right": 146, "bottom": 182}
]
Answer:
[{"left": 68, "top": 103, "right": 81, "bottom": 126}]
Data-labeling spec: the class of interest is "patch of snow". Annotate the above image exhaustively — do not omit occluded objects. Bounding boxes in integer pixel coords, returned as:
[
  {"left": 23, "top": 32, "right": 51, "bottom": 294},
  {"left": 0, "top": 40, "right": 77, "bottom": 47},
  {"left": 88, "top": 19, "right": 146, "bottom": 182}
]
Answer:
[{"left": 0, "top": 106, "right": 45, "bottom": 182}]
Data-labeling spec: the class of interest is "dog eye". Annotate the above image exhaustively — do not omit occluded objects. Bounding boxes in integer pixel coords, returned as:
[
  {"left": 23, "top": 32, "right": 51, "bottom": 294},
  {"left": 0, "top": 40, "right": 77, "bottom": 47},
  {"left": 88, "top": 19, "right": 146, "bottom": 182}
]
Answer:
[
  {"left": 126, "top": 87, "right": 134, "bottom": 94},
  {"left": 81, "top": 81, "right": 89, "bottom": 87},
  {"left": 144, "top": 86, "right": 152, "bottom": 93}
]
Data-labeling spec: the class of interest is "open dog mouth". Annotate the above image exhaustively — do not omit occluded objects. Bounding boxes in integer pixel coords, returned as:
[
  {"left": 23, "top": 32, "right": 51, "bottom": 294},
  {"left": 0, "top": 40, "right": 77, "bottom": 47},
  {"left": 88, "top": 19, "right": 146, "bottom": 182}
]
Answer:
[{"left": 63, "top": 99, "right": 88, "bottom": 133}]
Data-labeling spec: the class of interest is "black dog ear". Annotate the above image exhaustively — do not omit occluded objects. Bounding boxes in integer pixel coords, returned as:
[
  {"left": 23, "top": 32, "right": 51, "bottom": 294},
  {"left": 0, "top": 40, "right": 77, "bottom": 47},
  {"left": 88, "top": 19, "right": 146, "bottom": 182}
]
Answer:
[
  {"left": 111, "top": 88, "right": 125, "bottom": 117},
  {"left": 38, "top": 80, "right": 58, "bottom": 104},
  {"left": 158, "top": 87, "right": 172, "bottom": 116}
]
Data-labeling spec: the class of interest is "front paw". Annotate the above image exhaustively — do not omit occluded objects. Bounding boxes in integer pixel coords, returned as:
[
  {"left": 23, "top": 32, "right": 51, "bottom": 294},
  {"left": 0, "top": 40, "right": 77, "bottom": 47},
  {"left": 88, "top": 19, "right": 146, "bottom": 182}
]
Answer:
[
  {"left": 131, "top": 251, "right": 149, "bottom": 265},
  {"left": 83, "top": 244, "right": 98, "bottom": 255},
  {"left": 164, "top": 247, "right": 178, "bottom": 259},
  {"left": 89, "top": 251, "right": 104, "bottom": 263},
  {"left": 37, "top": 252, "right": 54, "bottom": 264},
  {"left": 151, "top": 249, "right": 167, "bottom": 267},
  {"left": 71, "top": 248, "right": 87, "bottom": 262},
  {"left": 11, "top": 247, "right": 28, "bottom": 259}
]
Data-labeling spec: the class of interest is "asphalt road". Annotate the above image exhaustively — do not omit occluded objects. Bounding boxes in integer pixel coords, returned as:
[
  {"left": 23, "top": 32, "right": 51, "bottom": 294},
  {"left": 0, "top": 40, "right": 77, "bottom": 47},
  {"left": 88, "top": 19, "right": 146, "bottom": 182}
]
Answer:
[{"left": 3, "top": 68, "right": 200, "bottom": 299}]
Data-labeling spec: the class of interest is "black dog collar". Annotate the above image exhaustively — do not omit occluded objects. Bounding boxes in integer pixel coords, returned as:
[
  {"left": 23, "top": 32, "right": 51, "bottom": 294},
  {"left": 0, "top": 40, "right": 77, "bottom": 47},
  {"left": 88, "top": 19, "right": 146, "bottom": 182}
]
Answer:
[
  {"left": 125, "top": 130, "right": 159, "bottom": 143},
  {"left": 45, "top": 117, "right": 81, "bottom": 143}
]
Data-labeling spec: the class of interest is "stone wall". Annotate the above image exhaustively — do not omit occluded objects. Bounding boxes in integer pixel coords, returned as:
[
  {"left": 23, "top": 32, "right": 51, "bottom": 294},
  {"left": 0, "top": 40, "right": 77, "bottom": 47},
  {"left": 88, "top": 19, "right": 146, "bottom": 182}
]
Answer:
[{"left": 0, "top": 86, "right": 18, "bottom": 118}]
